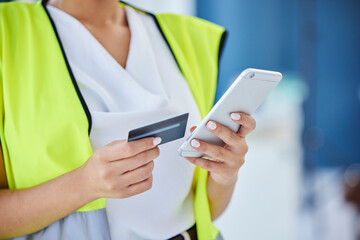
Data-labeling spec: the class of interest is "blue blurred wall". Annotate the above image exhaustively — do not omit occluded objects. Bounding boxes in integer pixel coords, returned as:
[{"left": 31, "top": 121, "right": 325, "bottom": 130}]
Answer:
[
  {"left": 197, "top": 0, "right": 298, "bottom": 98},
  {"left": 300, "top": 0, "right": 360, "bottom": 168},
  {"left": 197, "top": 0, "right": 360, "bottom": 168}
]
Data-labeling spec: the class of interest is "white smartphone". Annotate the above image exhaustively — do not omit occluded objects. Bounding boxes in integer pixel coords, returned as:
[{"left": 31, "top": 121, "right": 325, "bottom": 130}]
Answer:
[{"left": 178, "top": 68, "right": 282, "bottom": 158}]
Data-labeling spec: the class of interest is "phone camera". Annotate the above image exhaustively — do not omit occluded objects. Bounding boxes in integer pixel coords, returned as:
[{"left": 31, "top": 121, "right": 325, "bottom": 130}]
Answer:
[{"left": 249, "top": 73, "right": 255, "bottom": 78}]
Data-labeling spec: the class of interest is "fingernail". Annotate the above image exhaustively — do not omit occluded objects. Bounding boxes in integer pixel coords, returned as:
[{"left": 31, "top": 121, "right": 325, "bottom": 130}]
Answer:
[
  {"left": 207, "top": 121, "right": 217, "bottom": 130},
  {"left": 153, "top": 137, "right": 162, "bottom": 146},
  {"left": 191, "top": 139, "right": 200, "bottom": 148},
  {"left": 231, "top": 113, "right": 241, "bottom": 120}
]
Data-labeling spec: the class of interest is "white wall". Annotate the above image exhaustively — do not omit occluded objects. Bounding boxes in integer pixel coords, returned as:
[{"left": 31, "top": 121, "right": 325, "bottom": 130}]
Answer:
[
  {"left": 214, "top": 77, "right": 305, "bottom": 240},
  {"left": 116, "top": 0, "right": 195, "bottom": 15}
]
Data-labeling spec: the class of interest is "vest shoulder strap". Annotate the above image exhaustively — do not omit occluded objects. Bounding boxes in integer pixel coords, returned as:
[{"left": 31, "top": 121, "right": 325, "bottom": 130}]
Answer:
[{"left": 154, "top": 13, "right": 227, "bottom": 118}]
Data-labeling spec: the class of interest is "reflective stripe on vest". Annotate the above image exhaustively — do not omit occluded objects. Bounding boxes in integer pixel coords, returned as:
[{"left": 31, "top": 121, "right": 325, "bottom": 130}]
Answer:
[{"left": 0, "top": 1, "right": 226, "bottom": 239}]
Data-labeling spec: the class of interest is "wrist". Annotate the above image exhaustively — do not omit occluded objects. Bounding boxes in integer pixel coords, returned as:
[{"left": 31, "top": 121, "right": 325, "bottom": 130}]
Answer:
[
  {"left": 209, "top": 171, "right": 238, "bottom": 186},
  {"left": 73, "top": 165, "right": 99, "bottom": 203}
]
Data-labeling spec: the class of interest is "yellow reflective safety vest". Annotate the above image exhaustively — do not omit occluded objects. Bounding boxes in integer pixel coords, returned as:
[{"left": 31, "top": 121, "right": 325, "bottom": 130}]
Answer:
[{"left": 0, "top": 0, "right": 227, "bottom": 239}]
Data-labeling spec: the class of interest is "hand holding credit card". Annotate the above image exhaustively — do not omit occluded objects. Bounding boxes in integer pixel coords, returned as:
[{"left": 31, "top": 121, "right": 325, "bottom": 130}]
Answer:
[{"left": 127, "top": 113, "right": 189, "bottom": 145}]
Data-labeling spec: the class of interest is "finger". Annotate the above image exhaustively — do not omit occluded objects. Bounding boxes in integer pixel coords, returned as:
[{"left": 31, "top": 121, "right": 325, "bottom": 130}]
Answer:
[
  {"left": 105, "top": 137, "right": 162, "bottom": 160},
  {"left": 205, "top": 120, "right": 242, "bottom": 148},
  {"left": 113, "top": 147, "right": 160, "bottom": 172},
  {"left": 190, "top": 126, "right": 197, "bottom": 133},
  {"left": 190, "top": 138, "right": 237, "bottom": 163},
  {"left": 120, "top": 161, "right": 154, "bottom": 186},
  {"left": 230, "top": 113, "right": 256, "bottom": 137},
  {"left": 184, "top": 157, "right": 223, "bottom": 172},
  {"left": 121, "top": 175, "right": 153, "bottom": 198}
]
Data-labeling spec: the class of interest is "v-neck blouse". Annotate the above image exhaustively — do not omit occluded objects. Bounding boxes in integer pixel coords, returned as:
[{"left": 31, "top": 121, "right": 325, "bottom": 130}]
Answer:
[{"left": 34, "top": 4, "right": 203, "bottom": 240}]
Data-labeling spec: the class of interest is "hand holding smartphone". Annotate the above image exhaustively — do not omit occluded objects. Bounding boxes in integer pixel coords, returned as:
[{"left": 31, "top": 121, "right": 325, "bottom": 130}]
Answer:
[{"left": 178, "top": 68, "right": 282, "bottom": 158}]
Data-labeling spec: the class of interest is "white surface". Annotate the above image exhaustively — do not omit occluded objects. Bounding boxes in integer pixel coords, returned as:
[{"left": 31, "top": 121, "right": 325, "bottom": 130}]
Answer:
[
  {"left": 127, "top": 0, "right": 195, "bottom": 15},
  {"left": 47, "top": 5, "right": 203, "bottom": 239},
  {"left": 179, "top": 68, "right": 282, "bottom": 158},
  {"left": 297, "top": 169, "right": 358, "bottom": 240},
  {"left": 214, "top": 78, "right": 305, "bottom": 240}
]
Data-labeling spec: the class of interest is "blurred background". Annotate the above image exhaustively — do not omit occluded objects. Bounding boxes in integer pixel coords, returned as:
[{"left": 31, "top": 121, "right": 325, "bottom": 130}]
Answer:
[{"left": 5, "top": 0, "right": 360, "bottom": 239}]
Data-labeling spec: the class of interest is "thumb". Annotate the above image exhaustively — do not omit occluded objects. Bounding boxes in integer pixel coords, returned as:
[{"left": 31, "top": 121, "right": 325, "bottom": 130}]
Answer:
[{"left": 190, "top": 126, "right": 197, "bottom": 133}]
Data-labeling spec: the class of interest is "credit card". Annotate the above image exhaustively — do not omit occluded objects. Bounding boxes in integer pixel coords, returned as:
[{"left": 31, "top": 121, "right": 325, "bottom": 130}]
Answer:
[{"left": 128, "top": 113, "right": 189, "bottom": 145}]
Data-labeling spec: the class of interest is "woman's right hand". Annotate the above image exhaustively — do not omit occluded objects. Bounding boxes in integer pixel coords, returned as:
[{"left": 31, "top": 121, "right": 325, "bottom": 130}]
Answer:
[
  {"left": 0, "top": 137, "right": 161, "bottom": 238},
  {"left": 80, "top": 137, "right": 161, "bottom": 200}
]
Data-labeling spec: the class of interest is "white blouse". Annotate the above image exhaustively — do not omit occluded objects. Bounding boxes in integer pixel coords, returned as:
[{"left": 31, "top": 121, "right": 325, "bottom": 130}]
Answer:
[{"left": 47, "top": 5, "right": 203, "bottom": 240}]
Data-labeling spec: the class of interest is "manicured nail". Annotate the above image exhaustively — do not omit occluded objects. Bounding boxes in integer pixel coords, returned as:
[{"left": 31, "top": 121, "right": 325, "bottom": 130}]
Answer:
[
  {"left": 231, "top": 113, "right": 241, "bottom": 121},
  {"left": 207, "top": 121, "right": 217, "bottom": 130},
  {"left": 153, "top": 137, "right": 162, "bottom": 146},
  {"left": 191, "top": 139, "right": 200, "bottom": 148}
]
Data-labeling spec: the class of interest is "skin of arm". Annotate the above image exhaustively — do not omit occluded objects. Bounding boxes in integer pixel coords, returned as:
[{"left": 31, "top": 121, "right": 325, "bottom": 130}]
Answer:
[
  {"left": 185, "top": 112, "right": 256, "bottom": 220},
  {"left": 0, "top": 162, "right": 97, "bottom": 238},
  {"left": 207, "top": 171, "right": 238, "bottom": 220}
]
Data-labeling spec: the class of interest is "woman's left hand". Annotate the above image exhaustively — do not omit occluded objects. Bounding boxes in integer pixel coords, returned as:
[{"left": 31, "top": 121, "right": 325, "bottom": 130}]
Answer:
[{"left": 185, "top": 112, "right": 256, "bottom": 185}]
